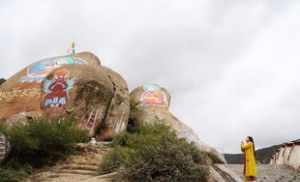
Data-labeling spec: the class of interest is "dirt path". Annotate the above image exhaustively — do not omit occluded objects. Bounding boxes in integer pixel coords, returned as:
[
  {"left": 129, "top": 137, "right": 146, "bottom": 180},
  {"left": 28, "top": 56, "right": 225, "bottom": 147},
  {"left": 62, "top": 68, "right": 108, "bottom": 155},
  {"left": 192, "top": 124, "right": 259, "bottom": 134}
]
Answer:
[
  {"left": 226, "top": 164, "right": 300, "bottom": 182},
  {"left": 26, "top": 143, "right": 115, "bottom": 182}
]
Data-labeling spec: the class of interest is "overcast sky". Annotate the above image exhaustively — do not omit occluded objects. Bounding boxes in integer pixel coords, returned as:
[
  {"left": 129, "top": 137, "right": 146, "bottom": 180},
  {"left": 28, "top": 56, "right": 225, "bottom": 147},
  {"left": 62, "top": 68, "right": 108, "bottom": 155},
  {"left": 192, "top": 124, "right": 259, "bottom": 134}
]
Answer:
[{"left": 1, "top": 0, "right": 300, "bottom": 153}]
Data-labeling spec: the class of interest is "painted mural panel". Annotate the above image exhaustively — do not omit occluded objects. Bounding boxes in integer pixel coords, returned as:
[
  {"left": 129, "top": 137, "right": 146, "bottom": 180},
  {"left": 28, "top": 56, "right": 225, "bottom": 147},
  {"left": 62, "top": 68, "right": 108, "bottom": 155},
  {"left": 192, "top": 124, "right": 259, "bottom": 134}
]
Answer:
[
  {"left": 42, "top": 69, "right": 74, "bottom": 108},
  {"left": 140, "top": 84, "right": 168, "bottom": 107},
  {"left": 19, "top": 56, "right": 86, "bottom": 83}
]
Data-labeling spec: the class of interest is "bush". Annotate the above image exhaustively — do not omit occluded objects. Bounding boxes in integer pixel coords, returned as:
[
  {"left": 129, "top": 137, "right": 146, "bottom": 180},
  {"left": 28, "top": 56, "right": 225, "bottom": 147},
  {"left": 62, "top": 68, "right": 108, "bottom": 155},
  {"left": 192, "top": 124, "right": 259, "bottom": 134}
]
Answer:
[
  {"left": 0, "top": 117, "right": 89, "bottom": 181},
  {"left": 0, "top": 167, "right": 29, "bottom": 182},
  {"left": 99, "top": 123, "right": 210, "bottom": 182},
  {"left": 4, "top": 117, "right": 89, "bottom": 167}
]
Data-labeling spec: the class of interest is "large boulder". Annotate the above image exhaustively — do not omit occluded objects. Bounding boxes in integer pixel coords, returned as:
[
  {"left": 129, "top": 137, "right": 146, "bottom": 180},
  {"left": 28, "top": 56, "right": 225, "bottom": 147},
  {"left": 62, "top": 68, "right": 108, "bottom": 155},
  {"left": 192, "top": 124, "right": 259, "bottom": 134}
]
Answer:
[
  {"left": 130, "top": 84, "right": 226, "bottom": 163},
  {"left": 0, "top": 52, "right": 130, "bottom": 140}
]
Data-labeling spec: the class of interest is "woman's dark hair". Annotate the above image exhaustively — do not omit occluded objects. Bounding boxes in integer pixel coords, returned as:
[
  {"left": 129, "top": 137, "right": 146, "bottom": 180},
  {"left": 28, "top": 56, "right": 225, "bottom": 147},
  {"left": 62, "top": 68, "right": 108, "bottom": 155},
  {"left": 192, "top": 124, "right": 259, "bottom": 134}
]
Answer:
[{"left": 247, "top": 136, "right": 256, "bottom": 158}]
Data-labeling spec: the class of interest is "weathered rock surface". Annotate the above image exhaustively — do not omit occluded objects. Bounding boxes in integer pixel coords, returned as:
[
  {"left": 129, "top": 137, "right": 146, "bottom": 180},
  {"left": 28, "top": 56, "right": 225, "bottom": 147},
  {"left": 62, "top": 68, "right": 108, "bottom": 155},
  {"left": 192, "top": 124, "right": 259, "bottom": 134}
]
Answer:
[
  {"left": 130, "top": 84, "right": 226, "bottom": 163},
  {"left": 270, "top": 139, "right": 300, "bottom": 170},
  {"left": 0, "top": 52, "right": 130, "bottom": 140},
  {"left": 0, "top": 133, "right": 10, "bottom": 162}
]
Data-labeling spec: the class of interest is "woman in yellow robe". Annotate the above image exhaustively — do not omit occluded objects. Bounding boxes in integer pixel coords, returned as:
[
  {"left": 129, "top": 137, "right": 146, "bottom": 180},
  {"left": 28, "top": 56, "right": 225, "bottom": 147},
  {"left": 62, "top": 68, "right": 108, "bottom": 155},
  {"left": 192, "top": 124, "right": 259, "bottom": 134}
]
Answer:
[{"left": 241, "top": 136, "right": 257, "bottom": 182}]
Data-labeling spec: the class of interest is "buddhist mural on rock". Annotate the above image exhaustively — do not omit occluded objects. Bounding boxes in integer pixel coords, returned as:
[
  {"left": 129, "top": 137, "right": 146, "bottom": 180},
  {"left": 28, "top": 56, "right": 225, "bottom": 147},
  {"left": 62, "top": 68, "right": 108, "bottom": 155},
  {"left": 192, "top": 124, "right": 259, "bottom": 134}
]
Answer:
[
  {"left": 42, "top": 69, "right": 74, "bottom": 108},
  {"left": 140, "top": 84, "right": 168, "bottom": 107},
  {"left": 19, "top": 56, "right": 86, "bottom": 83}
]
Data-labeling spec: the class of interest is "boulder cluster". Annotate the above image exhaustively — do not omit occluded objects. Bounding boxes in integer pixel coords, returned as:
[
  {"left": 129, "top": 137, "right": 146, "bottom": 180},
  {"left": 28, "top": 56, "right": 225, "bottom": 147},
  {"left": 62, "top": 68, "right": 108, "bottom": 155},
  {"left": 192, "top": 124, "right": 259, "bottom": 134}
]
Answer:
[
  {"left": 0, "top": 52, "right": 129, "bottom": 141},
  {"left": 0, "top": 51, "right": 224, "bottom": 163}
]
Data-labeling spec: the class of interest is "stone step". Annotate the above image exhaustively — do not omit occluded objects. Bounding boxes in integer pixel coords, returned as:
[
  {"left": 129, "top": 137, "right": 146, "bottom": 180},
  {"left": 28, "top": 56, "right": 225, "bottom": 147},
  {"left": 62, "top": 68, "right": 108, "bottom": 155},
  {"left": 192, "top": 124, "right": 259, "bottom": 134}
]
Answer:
[
  {"left": 54, "top": 169, "right": 99, "bottom": 176},
  {"left": 81, "top": 172, "right": 117, "bottom": 182},
  {"left": 59, "top": 164, "right": 99, "bottom": 171},
  {"left": 31, "top": 172, "right": 95, "bottom": 182},
  {"left": 70, "top": 162, "right": 99, "bottom": 166}
]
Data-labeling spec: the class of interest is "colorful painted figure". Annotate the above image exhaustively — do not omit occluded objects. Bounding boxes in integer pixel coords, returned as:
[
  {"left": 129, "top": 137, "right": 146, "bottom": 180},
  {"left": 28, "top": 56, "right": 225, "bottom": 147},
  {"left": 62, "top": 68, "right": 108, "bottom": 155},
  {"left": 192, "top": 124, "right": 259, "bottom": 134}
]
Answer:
[
  {"left": 19, "top": 56, "right": 86, "bottom": 83},
  {"left": 140, "top": 84, "right": 168, "bottom": 107},
  {"left": 43, "top": 69, "right": 74, "bottom": 108}
]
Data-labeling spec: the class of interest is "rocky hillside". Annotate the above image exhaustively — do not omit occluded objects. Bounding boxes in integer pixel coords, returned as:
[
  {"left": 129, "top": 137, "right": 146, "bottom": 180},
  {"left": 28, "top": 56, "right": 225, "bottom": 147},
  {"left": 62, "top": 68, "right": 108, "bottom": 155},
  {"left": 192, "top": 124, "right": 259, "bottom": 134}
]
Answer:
[{"left": 0, "top": 52, "right": 244, "bottom": 182}]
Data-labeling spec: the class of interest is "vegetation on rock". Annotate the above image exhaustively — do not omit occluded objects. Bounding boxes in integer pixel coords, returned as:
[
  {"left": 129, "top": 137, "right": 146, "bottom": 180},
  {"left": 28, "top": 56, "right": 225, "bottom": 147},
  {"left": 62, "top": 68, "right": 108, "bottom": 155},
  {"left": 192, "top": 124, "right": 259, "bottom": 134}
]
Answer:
[
  {"left": 99, "top": 123, "right": 210, "bottom": 182},
  {"left": 0, "top": 167, "right": 29, "bottom": 182},
  {"left": 0, "top": 117, "right": 89, "bottom": 182},
  {"left": 75, "top": 80, "right": 113, "bottom": 112}
]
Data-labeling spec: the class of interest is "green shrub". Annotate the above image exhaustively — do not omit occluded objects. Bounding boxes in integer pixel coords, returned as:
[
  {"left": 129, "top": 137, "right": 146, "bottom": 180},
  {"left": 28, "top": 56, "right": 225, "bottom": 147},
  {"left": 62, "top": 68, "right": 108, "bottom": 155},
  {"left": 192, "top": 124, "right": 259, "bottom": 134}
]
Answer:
[
  {"left": 100, "top": 146, "right": 134, "bottom": 173},
  {"left": 0, "top": 121, "right": 8, "bottom": 135},
  {"left": 99, "top": 123, "right": 210, "bottom": 182},
  {"left": 0, "top": 117, "right": 89, "bottom": 181},
  {"left": 4, "top": 117, "right": 89, "bottom": 167},
  {"left": 0, "top": 167, "right": 28, "bottom": 182}
]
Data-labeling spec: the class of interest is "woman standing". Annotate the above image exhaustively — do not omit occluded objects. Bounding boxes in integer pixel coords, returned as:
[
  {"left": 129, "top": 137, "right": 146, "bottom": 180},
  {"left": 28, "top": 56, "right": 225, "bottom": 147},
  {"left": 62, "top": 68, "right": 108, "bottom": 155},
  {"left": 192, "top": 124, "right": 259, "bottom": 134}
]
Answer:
[{"left": 241, "top": 136, "right": 257, "bottom": 182}]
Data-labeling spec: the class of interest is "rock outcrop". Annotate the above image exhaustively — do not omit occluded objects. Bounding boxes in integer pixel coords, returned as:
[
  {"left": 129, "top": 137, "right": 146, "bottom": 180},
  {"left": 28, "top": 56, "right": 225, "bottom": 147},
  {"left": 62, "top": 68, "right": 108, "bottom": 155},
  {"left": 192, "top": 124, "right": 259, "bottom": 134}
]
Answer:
[
  {"left": 130, "top": 84, "right": 226, "bottom": 163},
  {"left": 270, "top": 139, "right": 300, "bottom": 170},
  {"left": 1, "top": 52, "right": 245, "bottom": 181},
  {"left": 0, "top": 133, "right": 10, "bottom": 162},
  {"left": 0, "top": 52, "right": 130, "bottom": 140}
]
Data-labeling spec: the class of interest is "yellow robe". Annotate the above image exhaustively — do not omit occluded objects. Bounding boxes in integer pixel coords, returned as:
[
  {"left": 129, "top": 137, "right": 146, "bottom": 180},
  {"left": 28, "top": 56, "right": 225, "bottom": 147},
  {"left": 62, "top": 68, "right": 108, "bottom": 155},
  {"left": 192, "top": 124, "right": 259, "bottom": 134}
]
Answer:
[{"left": 241, "top": 142, "right": 256, "bottom": 178}]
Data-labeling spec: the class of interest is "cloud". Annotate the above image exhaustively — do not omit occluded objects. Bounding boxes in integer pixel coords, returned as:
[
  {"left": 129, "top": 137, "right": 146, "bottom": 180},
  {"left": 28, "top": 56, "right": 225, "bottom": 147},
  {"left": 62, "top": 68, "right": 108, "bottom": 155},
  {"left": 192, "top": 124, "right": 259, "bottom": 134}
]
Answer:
[{"left": 0, "top": 0, "right": 299, "bottom": 152}]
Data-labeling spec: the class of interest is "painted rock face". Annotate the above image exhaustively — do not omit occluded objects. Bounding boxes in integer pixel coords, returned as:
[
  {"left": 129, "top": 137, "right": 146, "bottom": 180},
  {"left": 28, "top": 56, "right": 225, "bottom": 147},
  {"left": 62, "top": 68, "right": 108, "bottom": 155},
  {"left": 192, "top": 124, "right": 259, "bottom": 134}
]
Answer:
[
  {"left": 140, "top": 84, "right": 169, "bottom": 107},
  {"left": 0, "top": 55, "right": 91, "bottom": 120},
  {"left": 0, "top": 52, "right": 130, "bottom": 140},
  {"left": 130, "top": 83, "right": 170, "bottom": 111},
  {"left": 130, "top": 84, "right": 226, "bottom": 163},
  {"left": 19, "top": 56, "right": 87, "bottom": 83},
  {"left": 42, "top": 68, "right": 74, "bottom": 108}
]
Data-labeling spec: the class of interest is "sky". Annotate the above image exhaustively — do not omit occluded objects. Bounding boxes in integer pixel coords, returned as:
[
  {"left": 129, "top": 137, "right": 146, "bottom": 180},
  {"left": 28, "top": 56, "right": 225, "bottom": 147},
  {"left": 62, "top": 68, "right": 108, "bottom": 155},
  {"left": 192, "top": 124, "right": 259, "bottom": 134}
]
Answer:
[{"left": 1, "top": 0, "right": 300, "bottom": 153}]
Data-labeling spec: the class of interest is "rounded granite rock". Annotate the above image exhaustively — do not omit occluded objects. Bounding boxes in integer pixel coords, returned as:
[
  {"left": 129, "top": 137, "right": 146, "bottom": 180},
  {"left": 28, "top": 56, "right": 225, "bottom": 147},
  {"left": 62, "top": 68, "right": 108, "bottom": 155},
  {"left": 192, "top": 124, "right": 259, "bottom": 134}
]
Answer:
[
  {"left": 130, "top": 84, "right": 226, "bottom": 163},
  {"left": 0, "top": 52, "right": 130, "bottom": 140}
]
